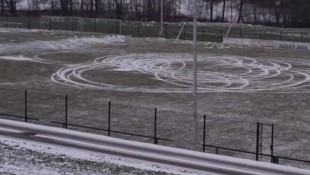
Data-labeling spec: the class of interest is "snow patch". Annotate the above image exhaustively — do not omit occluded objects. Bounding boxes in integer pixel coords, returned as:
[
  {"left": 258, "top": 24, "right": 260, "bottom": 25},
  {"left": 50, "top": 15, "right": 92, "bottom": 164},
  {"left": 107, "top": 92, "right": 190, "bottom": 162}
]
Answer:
[
  {"left": 0, "top": 55, "right": 31, "bottom": 61},
  {"left": 0, "top": 30, "right": 10, "bottom": 33},
  {"left": 0, "top": 136, "right": 203, "bottom": 175},
  {"left": 0, "top": 34, "right": 127, "bottom": 55},
  {"left": 39, "top": 35, "right": 126, "bottom": 50}
]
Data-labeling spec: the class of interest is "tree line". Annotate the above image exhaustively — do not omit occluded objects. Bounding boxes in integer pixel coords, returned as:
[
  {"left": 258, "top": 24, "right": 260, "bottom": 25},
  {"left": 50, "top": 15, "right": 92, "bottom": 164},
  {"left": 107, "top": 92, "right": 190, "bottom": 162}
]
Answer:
[{"left": 1, "top": 0, "right": 309, "bottom": 27}]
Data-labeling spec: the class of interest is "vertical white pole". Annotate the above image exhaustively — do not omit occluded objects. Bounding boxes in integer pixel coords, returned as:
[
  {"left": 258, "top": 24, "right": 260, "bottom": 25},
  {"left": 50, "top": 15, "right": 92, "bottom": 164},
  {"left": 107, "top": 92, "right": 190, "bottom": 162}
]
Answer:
[
  {"left": 193, "top": 0, "right": 198, "bottom": 149},
  {"left": 159, "top": 0, "right": 163, "bottom": 37}
]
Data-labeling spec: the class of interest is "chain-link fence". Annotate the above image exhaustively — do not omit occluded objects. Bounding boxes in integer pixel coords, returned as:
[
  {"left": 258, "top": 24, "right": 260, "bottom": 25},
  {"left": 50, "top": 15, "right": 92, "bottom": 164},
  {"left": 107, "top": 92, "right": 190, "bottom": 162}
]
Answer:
[{"left": 1, "top": 16, "right": 309, "bottom": 43}]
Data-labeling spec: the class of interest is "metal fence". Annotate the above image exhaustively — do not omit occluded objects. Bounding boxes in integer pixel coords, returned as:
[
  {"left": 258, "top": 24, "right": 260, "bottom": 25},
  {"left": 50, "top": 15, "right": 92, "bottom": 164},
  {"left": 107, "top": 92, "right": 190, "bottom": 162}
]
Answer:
[
  {"left": 0, "top": 89, "right": 171, "bottom": 145},
  {"left": 0, "top": 87, "right": 310, "bottom": 169},
  {"left": 202, "top": 115, "right": 310, "bottom": 167},
  {"left": 0, "top": 16, "right": 310, "bottom": 43}
]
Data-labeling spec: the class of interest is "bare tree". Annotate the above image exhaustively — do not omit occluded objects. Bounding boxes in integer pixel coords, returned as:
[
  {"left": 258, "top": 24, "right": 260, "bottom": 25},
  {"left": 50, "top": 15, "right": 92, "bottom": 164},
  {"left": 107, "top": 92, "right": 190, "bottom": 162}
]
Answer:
[
  {"left": 114, "top": 0, "right": 123, "bottom": 19},
  {"left": 209, "top": 0, "right": 214, "bottom": 21},
  {"left": 1, "top": 0, "right": 4, "bottom": 15},
  {"left": 221, "top": 0, "right": 226, "bottom": 22},
  {"left": 237, "top": 0, "right": 245, "bottom": 23}
]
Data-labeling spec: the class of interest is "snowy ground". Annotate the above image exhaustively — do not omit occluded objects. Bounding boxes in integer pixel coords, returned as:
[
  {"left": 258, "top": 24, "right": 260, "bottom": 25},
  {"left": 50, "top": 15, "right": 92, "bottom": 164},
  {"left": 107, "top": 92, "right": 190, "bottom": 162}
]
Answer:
[
  {"left": 0, "top": 136, "right": 203, "bottom": 175},
  {"left": 0, "top": 27, "right": 310, "bottom": 170}
]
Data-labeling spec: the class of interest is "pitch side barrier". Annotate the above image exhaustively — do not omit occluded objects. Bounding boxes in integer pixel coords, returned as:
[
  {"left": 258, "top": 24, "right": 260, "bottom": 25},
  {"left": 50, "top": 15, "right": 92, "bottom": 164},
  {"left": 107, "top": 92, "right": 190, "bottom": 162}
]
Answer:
[{"left": 223, "top": 37, "right": 310, "bottom": 51}]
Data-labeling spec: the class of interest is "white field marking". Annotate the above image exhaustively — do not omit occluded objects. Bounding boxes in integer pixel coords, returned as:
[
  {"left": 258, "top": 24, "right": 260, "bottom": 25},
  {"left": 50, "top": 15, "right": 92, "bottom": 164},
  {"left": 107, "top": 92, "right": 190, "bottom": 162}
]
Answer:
[{"left": 51, "top": 53, "right": 310, "bottom": 93}]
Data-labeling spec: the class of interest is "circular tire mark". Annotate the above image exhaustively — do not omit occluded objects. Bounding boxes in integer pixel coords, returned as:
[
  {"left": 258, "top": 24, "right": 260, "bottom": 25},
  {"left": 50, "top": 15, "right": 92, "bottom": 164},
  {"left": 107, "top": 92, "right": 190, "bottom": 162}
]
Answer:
[{"left": 51, "top": 53, "right": 310, "bottom": 93}]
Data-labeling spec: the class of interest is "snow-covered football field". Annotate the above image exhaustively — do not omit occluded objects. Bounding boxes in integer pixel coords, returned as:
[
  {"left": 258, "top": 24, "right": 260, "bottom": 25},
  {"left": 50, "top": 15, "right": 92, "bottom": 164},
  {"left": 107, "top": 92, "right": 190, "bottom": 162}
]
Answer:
[{"left": 0, "top": 27, "right": 310, "bottom": 169}]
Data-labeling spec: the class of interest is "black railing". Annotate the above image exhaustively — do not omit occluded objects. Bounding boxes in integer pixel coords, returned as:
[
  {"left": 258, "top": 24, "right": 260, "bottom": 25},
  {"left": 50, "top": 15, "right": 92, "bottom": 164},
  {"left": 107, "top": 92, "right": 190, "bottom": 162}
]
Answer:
[
  {"left": 1, "top": 88, "right": 310, "bottom": 168},
  {"left": 202, "top": 144, "right": 310, "bottom": 164},
  {"left": 50, "top": 95, "right": 169, "bottom": 144},
  {"left": 0, "top": 89, "right": 171, "bottom": 145},
  {"left": 202, "top": 115, "right": 310, "bottom": 165}
]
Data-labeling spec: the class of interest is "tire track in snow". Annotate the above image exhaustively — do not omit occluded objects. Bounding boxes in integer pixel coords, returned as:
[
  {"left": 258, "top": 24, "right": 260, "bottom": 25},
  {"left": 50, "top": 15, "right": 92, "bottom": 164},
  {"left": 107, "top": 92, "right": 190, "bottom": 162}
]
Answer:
[{"left": 51, "top": 53, "right": 310, "bottom": 93}]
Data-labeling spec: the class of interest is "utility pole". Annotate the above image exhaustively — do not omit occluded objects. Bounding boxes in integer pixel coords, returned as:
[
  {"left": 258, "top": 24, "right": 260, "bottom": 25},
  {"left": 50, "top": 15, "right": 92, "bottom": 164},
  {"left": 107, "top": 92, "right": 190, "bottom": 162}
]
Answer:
[
  {"left": 159, "top": 0, "right": 163, "bottom": 37},
  {"left": 193, "top": 0, "right": 198, "bottom": 150}
]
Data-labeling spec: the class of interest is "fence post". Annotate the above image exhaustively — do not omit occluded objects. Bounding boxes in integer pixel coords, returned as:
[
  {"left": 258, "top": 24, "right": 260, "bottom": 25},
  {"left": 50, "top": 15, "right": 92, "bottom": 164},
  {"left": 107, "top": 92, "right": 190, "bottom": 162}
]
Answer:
[
  {"left": 27, "top": 16, "right": 31, "bottom": 29},
  {"left": 94, "top": 19, "right": 97, "bottom": 33},
  {"left": 280, "top": 31, "right": 283, "bottom": 40},
  {"left": 239, "top": 28, "right": 243, "bottom": 38},
  {"left": 220, "top": 28, "right": 224, "bottom": 42},
  {"left": 259, "top": 30, "right": 262, "bottom": 39},
  {"left": 154, "top": 108, "right": 158, "bottom": 144},
  {"left": 164, "top": 23, "right": 168, "bottom": 38},
  {"left": 271, "top": 124, "right": 274, "bottom": 163},
  {"left": 256, "top": 122, "right": 260, "bottom": 161},
  {"left": 183, "top": 24, "right": 186, "bottom": 40},
  {"left": 49, "top": 17, "right": 52, "bottom": 30},
  {"left": 300, "top": 32, "right": 303, "bottom": 42},
  {"left": 203, "top": 114, "right": 206, "bottom": 152},
  {"left": 138, "top": 23, "right": 141, "bottom": 37},
  {"left": 5, "top": 16, "right": 8, "bottom": 27},
  {"left": 64, "top": 95, "right": 68, "bottom": 129},
  {"left": 108, "top": 101, "right": 111, "bottom": 136},
  {"left": 118, "top": 20, "right": 123, "bottom": 35},
  {"left": 24, "top": 90, "right": 28, "bottom": 122},
  {"left": 71, "top": 18, "right": 74, "bottom": 31}
]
